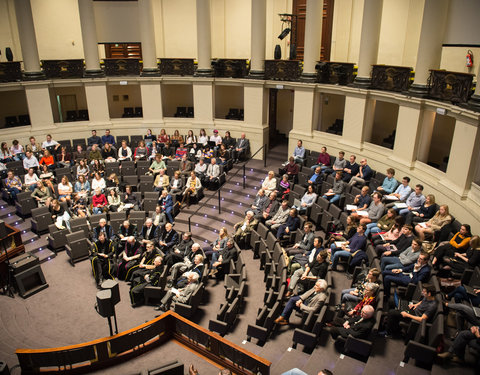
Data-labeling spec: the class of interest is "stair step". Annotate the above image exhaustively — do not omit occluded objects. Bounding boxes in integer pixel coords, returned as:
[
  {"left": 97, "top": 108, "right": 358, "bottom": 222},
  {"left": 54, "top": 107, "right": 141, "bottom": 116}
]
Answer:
[
  {"left": 21, "top": 231, "right": 39, "bottom": 244},
  {"left": 23, "top": 236, "right": 49, "bottom": 254},
  {"left": 3, "top": 214, "right": 24, "bottom": 227},
  {"left": 0, "top": 206, "right": 17, "bottom": 218},
  {"left": 31, "top": 248, "right": 56, "bottom": 263},
  {"left": 0, "top": 199, "right": 9, "bottom": 208},
  {"left": 11, "top": 221, "right": 31, "bottom": 233}
]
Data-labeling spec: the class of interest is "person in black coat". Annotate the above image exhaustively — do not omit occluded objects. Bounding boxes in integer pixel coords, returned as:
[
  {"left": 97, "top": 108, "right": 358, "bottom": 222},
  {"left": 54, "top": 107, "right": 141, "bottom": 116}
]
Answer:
[
  {"left": 129, "top": 256, "right": 164, "bottom": 307},
  {"left": 138, "top": 218, "right": 160, "bottom": 246},
  {"left": 210, "top": 239, "right": 238, "bottom": 278},
  {"left": 129, "top": 241, "right": 160, "bottom": 281},
  {"left": 92, "top": 218, "right": 114, "bottom": 242},
  {"left": 117, "top": 236, "right": 142, "bottom": 281},
  {"left": 158, "top": 222, "right": 179, "bottom": 254},
  {"left": 90, "top": 232, "right": 115, "bottom": 288},
  {"left": 163, "top": 232, "right": 194, "bottom": 270},
  {"left": 115, "top": 220, "right": 137, "bottom": 256},
  {"left": 276, "top": 208, "right": 300, "bottom": 239},
  {"left": 327, "top": 305, "right": 375, "bottom": 340}
]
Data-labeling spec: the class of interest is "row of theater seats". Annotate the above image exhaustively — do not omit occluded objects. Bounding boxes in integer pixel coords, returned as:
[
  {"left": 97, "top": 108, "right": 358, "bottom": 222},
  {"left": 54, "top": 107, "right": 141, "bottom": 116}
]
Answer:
[
  {"left": 208, "top": 250, "right": 247, "bottom": 336},
  {"left": 65, "top": 109, "right": 89, "bottom": 122},
  {"left": 4, "top": 114, "right": 31, "bottom": 128},
  {"left": 122, "top": 107, "right": 143, "bottom": 118}
]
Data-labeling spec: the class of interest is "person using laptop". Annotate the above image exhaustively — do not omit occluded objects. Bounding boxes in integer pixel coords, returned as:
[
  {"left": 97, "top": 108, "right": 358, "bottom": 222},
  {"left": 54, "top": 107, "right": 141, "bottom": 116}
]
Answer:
[{"left": 380, "top": 284, "right": 437, "bottom": 338}]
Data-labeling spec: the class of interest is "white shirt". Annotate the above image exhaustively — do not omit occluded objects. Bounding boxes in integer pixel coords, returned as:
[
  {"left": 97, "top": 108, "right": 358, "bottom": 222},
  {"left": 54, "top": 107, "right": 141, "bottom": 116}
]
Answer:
[
  {"left": 198, "top": 135, "right": 208, "bottom": 145},
  {"left": 210, "top": 135, "right": 222, "bottom": 145},
  {"left": 91, "top": 178, "right": 106, "bottom": 191},
  {"left": 24, "top": 173, "right": 39, "bottom": 186},
  {"left": 42, "top": 140, "right": 59, "bottom": 149},
  {"left": 23, "top": 155, "right": 39, "bottom": 169}
]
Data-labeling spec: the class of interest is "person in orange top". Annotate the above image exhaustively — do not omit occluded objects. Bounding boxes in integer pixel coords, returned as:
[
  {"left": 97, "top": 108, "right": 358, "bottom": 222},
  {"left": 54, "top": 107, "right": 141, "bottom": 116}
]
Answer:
[
  {"left": 432, "top": 224, "right": 472, "bottom": 268},
  {"left": 39, "top": 150, "right": 55, "bottom": 169}
]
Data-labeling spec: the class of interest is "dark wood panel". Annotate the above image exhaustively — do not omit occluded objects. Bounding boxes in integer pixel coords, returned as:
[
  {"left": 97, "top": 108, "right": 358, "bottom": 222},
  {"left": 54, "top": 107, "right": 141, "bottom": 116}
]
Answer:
[{"left": 105, "top": 43, "right": 142, "bottom": 59}]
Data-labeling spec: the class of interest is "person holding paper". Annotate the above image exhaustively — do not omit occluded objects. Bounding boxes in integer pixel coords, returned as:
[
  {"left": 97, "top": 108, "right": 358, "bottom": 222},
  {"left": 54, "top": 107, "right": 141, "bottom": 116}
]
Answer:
[
  {"left": 322, "top": 172, "right": 345, "bottom": 205},
  {"left": 348, "top": 186, "right": 371, "bottom": 213},
  {"left": 385, "top": 176, "right": 411, "bottom": 204},
  {"left": 365, "top": 208, "right": 397, "bottom": 237},
  {"left": 375, "top": 224, "right": 413, "bottom": 257},
  {"left": 414, "top": 204, "right": 452, "bottom": 242},
  {"left": 351, "top": 192, "right": 384, "bottom": 226},
  {"left": 330, "top": 224, "right": 367, "bottom": 271},
  {"left": 397, "top": 184, "right": 426, "bottom": 216}
]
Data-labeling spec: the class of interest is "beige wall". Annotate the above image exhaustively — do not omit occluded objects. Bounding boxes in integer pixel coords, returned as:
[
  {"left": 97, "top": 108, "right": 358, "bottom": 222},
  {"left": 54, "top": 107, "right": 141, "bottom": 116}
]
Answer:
[
  {"left": 276, "top": 88, "right": 294, "bottom": 135},
  {"left": 318, "top": 93, "right": 345, "bottom": 132},
  {"left": 0, "top": 0, "right": 21, "bottom": 63},
  {"left": 106, "top": 84, "right": 142, "bottom": 119},
  {"left": 370, "top": 100, "right": 398, "bottom": 145},
  {"left": 214, "top": 85, "right": 244, "bottom": 119},
  {"left": 94, "top": 1, "right": 140, "bottom": 43},
  {"left": 161, "top": 84, "right": 194, "bottom": 117},
  {"left": 0, "top": 89, "right": 28, "bottom": 128}
]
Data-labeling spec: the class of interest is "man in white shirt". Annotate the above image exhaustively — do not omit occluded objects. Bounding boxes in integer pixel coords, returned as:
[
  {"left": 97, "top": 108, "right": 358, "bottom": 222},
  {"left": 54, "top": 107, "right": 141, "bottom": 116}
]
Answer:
[
  {"left": 41, "top": 134, "right": 60, "bottom": 152},
  {"left": 23, "top": 151, "right": 40, "bottom": 172},
  {"left": 209, "top": 130, "right": 223, "bottom": 146}
]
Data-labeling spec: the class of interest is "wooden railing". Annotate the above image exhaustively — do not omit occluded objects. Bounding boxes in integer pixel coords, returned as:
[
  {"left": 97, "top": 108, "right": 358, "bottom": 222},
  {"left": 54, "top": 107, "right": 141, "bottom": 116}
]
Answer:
[
  {"left": 316, "top": 61, "right": 355, "bottom": 85},
  {"left": 159, "top": 58, "right": 195, "bottom": 76},
  {"left": 1, "top": 222, "right": 25, "bottom": 287},
  {"left": 264, "top": 60, "right": 301, "bottom": 81},
  {"left": 103, "top": 58, "right": 141, "bottom": 76},
  {"left": 42, "top": 60, "right": 84, "bottom": 79},
  {"left": 15, "top": 311, "right": 271, "bottom": 375},
  {"left": 0, "top": 62, "right": 22, "bottom": 82},
  {"left": 370, "top": 64, "right": 413, "bottom": 92},
  {"left": 428, "top": 69, "right": 474, "bottom": 105},
  {"left": 213, "top": 59, "right": 248, "bottom": 78}
]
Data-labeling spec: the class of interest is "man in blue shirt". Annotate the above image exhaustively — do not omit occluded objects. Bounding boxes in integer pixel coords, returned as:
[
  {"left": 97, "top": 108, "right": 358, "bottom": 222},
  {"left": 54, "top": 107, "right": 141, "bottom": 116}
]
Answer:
[
  {"left": 398, "top": 184, "right": 426, "bottom": 216},
  {"left": 377, "top": 168, "right": 398, "bottom": 194},
  {"left": 330, "top": 224, "right": 367, "bottom": 270},
  {"left": 87, "top": 129, "right": 103, "bottom": 150},
  {"left": 292, "top": 140, "right": 305, "bottom": 164},
  {"left": 101, "top": 129, "right": 116, "bottom": 150}
]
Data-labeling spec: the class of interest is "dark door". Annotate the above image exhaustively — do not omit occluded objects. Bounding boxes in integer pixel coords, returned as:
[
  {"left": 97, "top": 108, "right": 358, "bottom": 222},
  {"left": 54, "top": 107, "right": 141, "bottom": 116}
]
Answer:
[
  {"left": 268, "top": 89, "right": 278, "bottom": 148},
  {"left": 292, "top": 0, "right": 334, "bottom": 61},
  {"left": 104, "top": 43, "right": 142, "bottom": 59}
]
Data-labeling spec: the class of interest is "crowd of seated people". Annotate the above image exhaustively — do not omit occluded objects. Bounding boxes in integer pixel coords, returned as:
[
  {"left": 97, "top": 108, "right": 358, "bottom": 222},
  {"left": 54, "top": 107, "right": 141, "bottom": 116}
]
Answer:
[{"left": 242, "top": 140, "right": 480, "bottom": 371}]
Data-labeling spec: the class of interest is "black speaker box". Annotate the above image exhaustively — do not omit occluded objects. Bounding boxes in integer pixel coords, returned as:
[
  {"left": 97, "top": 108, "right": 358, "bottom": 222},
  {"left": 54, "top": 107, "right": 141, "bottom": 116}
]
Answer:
[
  {"left": 13, "top": 264, "right": 48, "bottom": 298},
  {"left": 274, "top": 44, "right": 282, "bottom": 60},
  {"left": 96, "top": 290, "right": 114, "bottom": 318},
  {"left": 100, "top": 279, "right": 120, "bottom": 305}
]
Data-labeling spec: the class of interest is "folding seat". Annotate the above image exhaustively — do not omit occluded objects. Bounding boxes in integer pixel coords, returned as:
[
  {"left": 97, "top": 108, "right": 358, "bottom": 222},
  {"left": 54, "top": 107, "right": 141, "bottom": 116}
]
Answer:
[{"left": 65, "top": 231, "right": 92, "bottom": 266}]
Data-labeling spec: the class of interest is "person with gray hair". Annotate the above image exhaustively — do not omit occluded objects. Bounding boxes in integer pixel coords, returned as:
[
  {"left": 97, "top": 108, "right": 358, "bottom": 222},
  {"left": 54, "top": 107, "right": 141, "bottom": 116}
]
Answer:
[
  {"left": 326, "top": 305, "right": 376, "bottom": 341},
  {"left": 275, "top": 279, "right": 328, "bottom": 325},
  {"left": 155, "top": 271, "right": 199, "bottom": 312},
  {"left": 233, "top": 211, "right": 258, "bottom": 246},
  {"left": 92, "top": 217, "right": 114, "bottom": 242},
  {"left": 169, "top": 243, "right": 205, "bottom": 283}
]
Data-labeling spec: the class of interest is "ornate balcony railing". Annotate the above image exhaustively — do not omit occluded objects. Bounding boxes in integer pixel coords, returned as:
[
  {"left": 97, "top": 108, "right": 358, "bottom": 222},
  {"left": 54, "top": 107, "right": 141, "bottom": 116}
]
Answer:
[
  {"left": 159, "top": 58, "right": 195, "bottom": 76},
  {"left": 370, "top": 64, "right": 413, "bottom": 92},
  {"left": 316, "top": 62, "right": 355, "bottom": 85},
  {"left": 264, "top": 60, "right": 301, "bottom": 81},
  {"left": 0, "top": 62, "right": 22, "bottom": 82},
  {"left": 103, "top": 58, "right": 141, "bottom": 76},
  {"left": 213, "top": 59, "right": 248, "bottom": 78},
  {"left": 428, "top": 69, "right": 474, "bottom": 105},
  {"left": 42, "top": 59, "right": 84, "bottom": 79}
]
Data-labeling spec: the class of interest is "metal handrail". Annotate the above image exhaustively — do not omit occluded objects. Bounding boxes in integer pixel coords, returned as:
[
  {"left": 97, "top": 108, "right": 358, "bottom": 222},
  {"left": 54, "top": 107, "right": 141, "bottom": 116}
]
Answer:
[{"left": 187, "top": 144, "right": 267, "bottom": 232}]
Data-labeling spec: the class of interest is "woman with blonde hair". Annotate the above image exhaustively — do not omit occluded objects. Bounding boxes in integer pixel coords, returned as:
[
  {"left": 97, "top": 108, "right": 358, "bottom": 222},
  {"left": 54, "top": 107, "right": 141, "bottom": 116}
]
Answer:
[
  {"left": 415, "top": 204, "right": 452, "bottom": 241},
  {"left": 203, "top": 227, "right": 229, "bottom": 261},
  {"left": 405, "top": 194, "right": 436, "bottom": 225}
]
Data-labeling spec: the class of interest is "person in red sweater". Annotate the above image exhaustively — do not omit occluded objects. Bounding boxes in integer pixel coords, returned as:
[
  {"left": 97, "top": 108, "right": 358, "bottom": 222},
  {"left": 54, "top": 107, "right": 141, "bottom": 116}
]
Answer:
[{"left": 92, "top": 188, "right": 107, "bottom": 214}]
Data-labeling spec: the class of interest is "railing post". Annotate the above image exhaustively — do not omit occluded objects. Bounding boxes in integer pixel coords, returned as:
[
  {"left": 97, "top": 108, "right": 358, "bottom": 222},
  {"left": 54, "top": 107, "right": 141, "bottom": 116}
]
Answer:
[
  {"left": 218, "top": 189, "right": 221, "bottom": 214},
  {"left": 243, "top": 164, "right": 246, "bottom": 189},
  {"left": 188, "top": 217, "right": 191, "bottom": 232},
  {"left": 263, "top": 144, "right": 267, "bottom": 168}
]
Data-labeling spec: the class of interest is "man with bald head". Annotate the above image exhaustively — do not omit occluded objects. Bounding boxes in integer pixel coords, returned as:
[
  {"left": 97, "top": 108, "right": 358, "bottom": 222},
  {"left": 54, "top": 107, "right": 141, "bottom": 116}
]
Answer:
[{"left": 327, "top": 305, "right": 376, "bottom": 340}]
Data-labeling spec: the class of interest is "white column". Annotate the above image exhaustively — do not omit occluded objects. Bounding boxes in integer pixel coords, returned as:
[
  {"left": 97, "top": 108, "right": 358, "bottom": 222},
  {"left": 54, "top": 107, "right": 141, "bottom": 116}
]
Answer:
[
  {"left": 301, "top": 0, "right": 323, "bottom": 82},
  {"left": 354, "top": 0, "right": 383, "bottom": 87},
  {"left": 196, "top": 0, "right": 212, "bottom": 76},
  {"left": 14, "top": 0, "right": 44, "bottom": 79},
  {"left": 409, "top": 0, "right": 449, "bottom": 96},
  {"left": 78, "top": 0, "right": 103, "bottom": 77},
  {"left": 138, "top": 0, "right": 159, "bottom": 76},
  {"left": 249, "top": 0, "right": 266, "bottom": 78}
]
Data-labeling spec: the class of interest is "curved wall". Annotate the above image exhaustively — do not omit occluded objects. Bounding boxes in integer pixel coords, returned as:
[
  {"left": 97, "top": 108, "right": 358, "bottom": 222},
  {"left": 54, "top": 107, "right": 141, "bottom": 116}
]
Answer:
[{"left": 1, "top": 77, "right": 480, "bottom": 233}]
